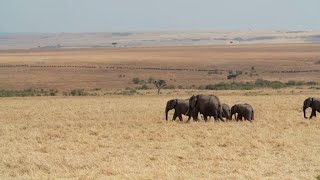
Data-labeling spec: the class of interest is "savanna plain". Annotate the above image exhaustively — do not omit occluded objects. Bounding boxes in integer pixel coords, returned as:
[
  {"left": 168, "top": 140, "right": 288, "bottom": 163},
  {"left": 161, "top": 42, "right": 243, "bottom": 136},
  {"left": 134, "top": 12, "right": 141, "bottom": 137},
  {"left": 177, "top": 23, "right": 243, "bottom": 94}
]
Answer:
[{"left": 1, "top": 44, "right": 320, "bottom": 179}]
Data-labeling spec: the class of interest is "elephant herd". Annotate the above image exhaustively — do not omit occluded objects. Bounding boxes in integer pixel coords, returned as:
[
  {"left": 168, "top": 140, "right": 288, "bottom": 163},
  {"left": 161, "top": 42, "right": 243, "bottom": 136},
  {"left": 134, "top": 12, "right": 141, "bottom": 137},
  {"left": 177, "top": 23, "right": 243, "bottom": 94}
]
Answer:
[
  {"left": 165, "top": 94, "right": 254, "bottom": 122},
  {"left": 166, "top": 95, "right": 320, "bottom": 122}
]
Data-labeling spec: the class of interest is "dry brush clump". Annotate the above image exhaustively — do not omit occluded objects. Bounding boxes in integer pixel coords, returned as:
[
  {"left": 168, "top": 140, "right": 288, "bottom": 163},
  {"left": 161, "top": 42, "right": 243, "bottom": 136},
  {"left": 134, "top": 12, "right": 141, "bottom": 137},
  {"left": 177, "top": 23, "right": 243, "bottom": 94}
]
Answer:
[{"left": 0, "top": 91, "right": 320, "bottom": 179}]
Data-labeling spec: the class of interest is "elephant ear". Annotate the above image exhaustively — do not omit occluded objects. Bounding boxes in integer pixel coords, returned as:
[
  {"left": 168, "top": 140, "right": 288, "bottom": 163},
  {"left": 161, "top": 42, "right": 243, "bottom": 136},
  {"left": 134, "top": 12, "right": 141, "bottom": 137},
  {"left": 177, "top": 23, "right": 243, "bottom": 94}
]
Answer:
[{"left": 195, "top": 95, "right": 199, "bottom": 101}]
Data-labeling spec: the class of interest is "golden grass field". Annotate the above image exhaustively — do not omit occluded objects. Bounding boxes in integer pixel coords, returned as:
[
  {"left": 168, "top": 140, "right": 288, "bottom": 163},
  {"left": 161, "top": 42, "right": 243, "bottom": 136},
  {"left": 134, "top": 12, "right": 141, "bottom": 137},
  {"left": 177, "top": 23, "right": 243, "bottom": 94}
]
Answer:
[
  {"left": 1, "top": 89, "right": 320, "bottom": 179},
  {"left": 1, "top": 43, "right": 320, "bottom": 179}
]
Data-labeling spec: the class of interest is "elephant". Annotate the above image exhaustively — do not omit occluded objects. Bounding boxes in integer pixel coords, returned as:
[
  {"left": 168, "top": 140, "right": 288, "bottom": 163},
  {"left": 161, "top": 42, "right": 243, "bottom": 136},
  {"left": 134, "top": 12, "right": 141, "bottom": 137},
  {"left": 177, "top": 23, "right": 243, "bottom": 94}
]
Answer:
[
  {"left": 165, "top": 99, "right": 197, "bottom": 121},
  {"left": 303, "top": 97, "right": 320, "bottom": 119},
  {"left": 231, "top": 103, "right": 254, "bottom": 121},
  {"left": 221, "top": 103, "right": 232, "bottom": 120},
  {"left": 187, "top": 94, "right": 222, "bottom": 121}
]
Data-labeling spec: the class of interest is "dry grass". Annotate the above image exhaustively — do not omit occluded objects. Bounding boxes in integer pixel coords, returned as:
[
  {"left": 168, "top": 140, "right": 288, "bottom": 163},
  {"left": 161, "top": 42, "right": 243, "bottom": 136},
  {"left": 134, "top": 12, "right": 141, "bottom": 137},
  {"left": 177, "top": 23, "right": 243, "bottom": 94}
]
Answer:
[
  {"left": 1, "top": 89, "right": 320, "bottom": 179},
  {"left": 0, "top": 43, "right": 320, "bottom": 90}
]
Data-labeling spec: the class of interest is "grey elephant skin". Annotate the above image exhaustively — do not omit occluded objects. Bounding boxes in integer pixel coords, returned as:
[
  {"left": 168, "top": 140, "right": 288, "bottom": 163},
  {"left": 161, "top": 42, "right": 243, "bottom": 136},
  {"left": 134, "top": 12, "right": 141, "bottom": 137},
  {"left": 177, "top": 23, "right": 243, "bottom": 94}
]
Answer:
[
  {"left": 303, "top": 97, "right": 320, "bottom": 119},
  {"left": 231, "top": 103, "right": 254, "bottom": 121},
  {"left": 221, "top": 103, "right": 232, "bottom": 120},
  {"left": 188, "top": 94, "right": 222, "bottom": 121},
  {"left": 165, "top": 99, "right": 193, "bottom": 121}
]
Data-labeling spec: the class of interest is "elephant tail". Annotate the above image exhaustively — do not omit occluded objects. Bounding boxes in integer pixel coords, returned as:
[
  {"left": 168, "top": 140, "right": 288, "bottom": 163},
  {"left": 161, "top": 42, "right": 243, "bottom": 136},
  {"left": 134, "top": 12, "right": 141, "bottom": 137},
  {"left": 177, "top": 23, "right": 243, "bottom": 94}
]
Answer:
[{"left": 251, "top": 110, "right": 254, "bottom": 120}]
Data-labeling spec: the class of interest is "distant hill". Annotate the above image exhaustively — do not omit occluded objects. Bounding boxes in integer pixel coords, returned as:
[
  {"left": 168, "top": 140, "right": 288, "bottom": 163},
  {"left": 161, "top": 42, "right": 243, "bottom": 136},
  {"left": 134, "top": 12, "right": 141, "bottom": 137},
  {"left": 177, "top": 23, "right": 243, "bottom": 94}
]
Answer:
[{"left": 0, "top": 31, "right": 319, "bottom": 49}]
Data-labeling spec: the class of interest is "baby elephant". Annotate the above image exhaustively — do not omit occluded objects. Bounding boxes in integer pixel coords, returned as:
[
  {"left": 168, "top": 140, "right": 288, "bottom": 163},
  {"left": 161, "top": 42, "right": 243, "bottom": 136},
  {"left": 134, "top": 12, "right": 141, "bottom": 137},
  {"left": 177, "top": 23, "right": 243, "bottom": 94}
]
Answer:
[
  {"left": 221, "top": 103, "right": 232, "bottom": 120},
  {"left": 231, "top": 103, "right": 254, "bottom": 122},
  {"left": 303, "top": 97, "right": 320, "bottom": 119},
  {"left": 165, "top": 99, "right": 190, "bottom": 121}
]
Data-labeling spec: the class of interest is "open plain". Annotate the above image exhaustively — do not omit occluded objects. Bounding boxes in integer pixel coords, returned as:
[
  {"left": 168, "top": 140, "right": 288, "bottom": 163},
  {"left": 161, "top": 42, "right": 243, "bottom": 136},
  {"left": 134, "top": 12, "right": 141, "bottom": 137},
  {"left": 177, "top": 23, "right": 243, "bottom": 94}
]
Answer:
[
  {"left": 1, "top": 90, "right": 320, "bottom": 179},
  {"left": 0, "top": 43, "right": 320, "bottom": 91},
  {"left": 1, "top": 43, "right": 320, "bottom": 179}
]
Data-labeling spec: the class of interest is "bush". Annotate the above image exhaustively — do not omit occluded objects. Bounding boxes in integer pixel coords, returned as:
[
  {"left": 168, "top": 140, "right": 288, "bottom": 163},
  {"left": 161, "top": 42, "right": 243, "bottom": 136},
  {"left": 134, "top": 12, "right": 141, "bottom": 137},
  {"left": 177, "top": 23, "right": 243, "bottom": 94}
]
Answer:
[
  {"left": 121, "top": 89, "right": 136, "bottom": 95},
  {"left": 315, "top": 60, "right": 320, "bottom": 64},
  {"left": 0, "top": 89, "right": 61, "bottom": 97},
  {"left": 255, "top": 79, "right": 286, "bottom": 89},
  {"left": 204, "top": 82, "right": 255, "bottom": 90},
  {"left": 199, "top": 79, "right": 320, "bottom": 90},
  {"left": 70, "top": 89, "right": 87, "bottom": 96},
  {"left": 132, "top": 77, "right": 140, "bottom": 84},
  {"left": 148, "top": 77, "right": 155, "bottom": 84},
  {"left": 208, "top": 70, "right": 219, "bottom": 75},
  {"left": 49, "top": 89, "right": 58, "bottom": 96},
  {"left": 136, "top": 84, "right": 149, "bottom": 90}
]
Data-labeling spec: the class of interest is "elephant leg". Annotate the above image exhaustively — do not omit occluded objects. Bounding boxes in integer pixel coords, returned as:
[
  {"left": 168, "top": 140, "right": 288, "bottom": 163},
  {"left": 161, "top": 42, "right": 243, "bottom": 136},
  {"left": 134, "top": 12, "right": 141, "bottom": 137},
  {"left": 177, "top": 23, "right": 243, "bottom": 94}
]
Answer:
[
  {"left": 173, "top": 113, "right": 178, "bottom": 121},
  {"left": 179, "top": 114, "right": 183, "bottom": 121},
  {"left": 310, "top": 108, "right": 316, "bottom": 119},
  {"left": 203, "top": 114, "right": 208, "bottom": 122},
  {"left": 236, "top": 114, "right": 241, "bottom": 121}
]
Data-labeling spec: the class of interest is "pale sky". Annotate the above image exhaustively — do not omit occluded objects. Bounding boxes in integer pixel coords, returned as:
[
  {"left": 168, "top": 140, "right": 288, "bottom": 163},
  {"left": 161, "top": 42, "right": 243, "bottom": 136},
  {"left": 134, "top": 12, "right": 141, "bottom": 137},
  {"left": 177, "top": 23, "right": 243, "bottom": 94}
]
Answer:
[{"left": 1, "top": 0, "right": 319, "bottom": 33}]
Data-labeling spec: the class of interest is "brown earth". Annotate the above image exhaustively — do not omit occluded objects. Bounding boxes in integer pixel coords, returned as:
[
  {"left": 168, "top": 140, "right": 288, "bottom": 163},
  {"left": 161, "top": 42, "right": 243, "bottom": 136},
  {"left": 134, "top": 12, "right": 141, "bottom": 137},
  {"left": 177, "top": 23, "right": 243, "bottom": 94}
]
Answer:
[{"left": 0, "top": 43, "right": 320, "bottom": 90}]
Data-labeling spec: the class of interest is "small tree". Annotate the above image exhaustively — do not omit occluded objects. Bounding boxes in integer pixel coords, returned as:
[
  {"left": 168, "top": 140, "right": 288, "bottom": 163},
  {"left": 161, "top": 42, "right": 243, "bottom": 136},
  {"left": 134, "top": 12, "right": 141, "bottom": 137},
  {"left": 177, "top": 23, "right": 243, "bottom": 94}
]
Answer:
[
  {"left": 227, "top": 71, "right": 239, "bottom": 83},
  {"left": 153, "top": 80, "right": 166, "bottom": 95},
  {"left": 112, "top": 42, "right": 117, "bottom": 47}
]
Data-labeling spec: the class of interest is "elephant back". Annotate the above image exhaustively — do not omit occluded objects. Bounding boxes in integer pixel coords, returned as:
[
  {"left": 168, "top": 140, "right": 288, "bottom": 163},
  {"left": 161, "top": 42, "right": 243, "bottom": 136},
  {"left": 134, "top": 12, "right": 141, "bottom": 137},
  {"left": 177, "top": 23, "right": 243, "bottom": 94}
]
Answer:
[{"left": 197, "top": 94, "right": 221, "bottom": 109}]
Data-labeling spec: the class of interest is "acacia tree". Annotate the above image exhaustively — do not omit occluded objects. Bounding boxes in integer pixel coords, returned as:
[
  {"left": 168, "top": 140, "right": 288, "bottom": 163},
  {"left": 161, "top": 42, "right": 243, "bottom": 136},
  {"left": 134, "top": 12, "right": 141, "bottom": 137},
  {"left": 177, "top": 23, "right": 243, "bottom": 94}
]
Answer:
[
  {"left": 227, "top": 72, "right": 239, "bottom": 83},
  {"left": 153, "top": 80, "right": 166, "bottom": 95}
]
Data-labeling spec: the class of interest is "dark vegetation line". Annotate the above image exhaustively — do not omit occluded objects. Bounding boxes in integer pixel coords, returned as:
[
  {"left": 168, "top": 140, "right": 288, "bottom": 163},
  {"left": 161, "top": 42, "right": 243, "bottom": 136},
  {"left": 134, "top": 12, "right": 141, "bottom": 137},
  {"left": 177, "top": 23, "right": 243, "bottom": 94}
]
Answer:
[
  {"left": 0, "top": 64, "right": 320, "bottom": 73},
  {"left": 0, "top": 79, "right": 319, "bottom": 97}
]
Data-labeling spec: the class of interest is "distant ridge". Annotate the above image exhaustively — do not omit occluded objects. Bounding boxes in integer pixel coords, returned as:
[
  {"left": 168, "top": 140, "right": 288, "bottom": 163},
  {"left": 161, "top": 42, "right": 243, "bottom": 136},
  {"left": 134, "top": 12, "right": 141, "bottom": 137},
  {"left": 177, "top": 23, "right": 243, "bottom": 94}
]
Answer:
[{"left": 0, "top": 31, "right": 319, "bottom": 49}]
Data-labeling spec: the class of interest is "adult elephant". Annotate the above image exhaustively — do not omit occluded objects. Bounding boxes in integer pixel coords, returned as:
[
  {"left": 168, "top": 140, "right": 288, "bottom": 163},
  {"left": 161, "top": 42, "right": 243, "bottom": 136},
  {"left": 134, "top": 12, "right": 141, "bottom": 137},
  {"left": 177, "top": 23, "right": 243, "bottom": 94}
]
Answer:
[
  {"left": 303, "top": 97, "right": 320, "bottom": 119},
  {"left": 221, "top": 103, "right": 232, "bottom": 121},
  {"left": 188, "top": 94, "right": 222, "bottom": 121},
  {"left": 165, "top": 99, "right": 196, "bottom": 121},
  {"left": 231, "top": 103, "right": 254, "bottom": 121}
]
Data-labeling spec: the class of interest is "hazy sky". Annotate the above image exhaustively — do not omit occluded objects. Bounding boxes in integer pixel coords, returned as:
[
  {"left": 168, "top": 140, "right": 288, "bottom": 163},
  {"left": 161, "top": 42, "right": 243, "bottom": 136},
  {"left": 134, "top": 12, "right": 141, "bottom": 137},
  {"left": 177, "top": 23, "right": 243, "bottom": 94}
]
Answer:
[{"left": 1, "top": 0, "right": 319, "bottom": 33}]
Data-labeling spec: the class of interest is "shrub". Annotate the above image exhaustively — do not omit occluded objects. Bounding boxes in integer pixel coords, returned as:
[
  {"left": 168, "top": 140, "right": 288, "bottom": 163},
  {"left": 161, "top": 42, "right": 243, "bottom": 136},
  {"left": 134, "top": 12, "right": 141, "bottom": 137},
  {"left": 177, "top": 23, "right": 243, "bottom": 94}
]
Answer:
[
  {"left": 132, "top": 77, "right": 140, "bottom": 84},
  {"left": 148, "top": 77, "right": 155, "bottom": 84},
  {"left": 315, "top": 60, "right": 320, "bottom": 64},
  {"left": 199, "top": 79, "right": 320, "bottom": 91},
  {"left": 208, "top": 70, "right": 219, "bottom": 75},
  {"left": 141, "top": 84, "right": 149, "bottom": 90},
  {"left": 121, "top": 89, "right": 136, "bottom": 95},
  {"left": 49, "top": 89, "right": 57, "bottom": 96},
  {"left": 136, "top": 84, "right": 149, "bottom": 90},
  {"left": 0, "top": 89, "right": 59, "bottom": 97},
  {"left": 70, "top": 89, "right": 87, "bottom": 96},
  {"left": 255, "top": 79, "right": 286, "bottom": 89}
]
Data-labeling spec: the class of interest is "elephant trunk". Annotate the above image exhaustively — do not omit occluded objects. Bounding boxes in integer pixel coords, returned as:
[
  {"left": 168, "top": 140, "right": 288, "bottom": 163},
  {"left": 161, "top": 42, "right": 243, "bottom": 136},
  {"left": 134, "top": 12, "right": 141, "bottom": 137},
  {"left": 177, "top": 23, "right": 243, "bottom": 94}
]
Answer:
[
  {"left": 228, "top": 110, "right": 232, "bottom": 120},
  {"left": 303, "top": 107, "right": 307, "bottom": 119},
  {"left": 165, "top": 107, "right": 170, "bottom": 120}
]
